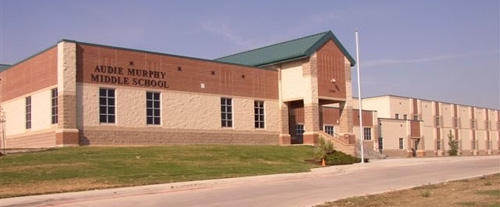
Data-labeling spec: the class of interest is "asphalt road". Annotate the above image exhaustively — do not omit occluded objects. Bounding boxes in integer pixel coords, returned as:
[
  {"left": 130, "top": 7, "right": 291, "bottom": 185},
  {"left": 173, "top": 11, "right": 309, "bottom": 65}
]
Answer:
[{"left": 1, "top": 156, "right": 499, "bottom": 207}]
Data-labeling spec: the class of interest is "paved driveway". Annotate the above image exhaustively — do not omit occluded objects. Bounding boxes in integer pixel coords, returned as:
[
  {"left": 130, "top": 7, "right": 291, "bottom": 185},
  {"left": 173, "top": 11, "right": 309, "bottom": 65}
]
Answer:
[{"left": 1, "top": 156, "right": 499, "bottom": 207}]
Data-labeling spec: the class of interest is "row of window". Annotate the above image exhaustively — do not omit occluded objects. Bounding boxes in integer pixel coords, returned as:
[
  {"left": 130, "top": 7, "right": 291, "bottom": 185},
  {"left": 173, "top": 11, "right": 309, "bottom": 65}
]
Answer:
[
  {"left": 25, "top": 88, "right": 58, "bottom": 129},
  {"left": 385, "top": 137, "right": 498, "bottom": 152},
  {"left": 396, "top": 113, "right": 498, "bottom": 130},
  {"left": 98, "top": 88, "right": 266, "bottom": 128}
]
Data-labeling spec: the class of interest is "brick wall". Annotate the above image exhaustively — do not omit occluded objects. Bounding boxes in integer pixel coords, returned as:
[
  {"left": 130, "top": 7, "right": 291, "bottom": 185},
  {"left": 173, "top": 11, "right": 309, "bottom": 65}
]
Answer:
[
  {"left": 76, "top": 44, "right": 278, "bottom": 100},
  {"left": 1, "top": 47, "right": 58, "bottom": 102},
  {"left": 316, "top": 40, "right": 346, "bottom": 99}
]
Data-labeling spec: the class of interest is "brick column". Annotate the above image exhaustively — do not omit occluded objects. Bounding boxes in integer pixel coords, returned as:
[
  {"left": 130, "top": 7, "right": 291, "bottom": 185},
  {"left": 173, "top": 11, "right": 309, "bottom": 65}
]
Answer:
[
  {"left": 302, "top": 55, "right": 320, "bottom": 145},
  {"left": 278, "top": 102, "right": 291, "bottom": 145},
  {"left": 303, "top": 103, "right": 320, "bottom": 144},
  {"left": 339, "top": 57, "right": 353, "bottom": 137},
  {"left": 277, "top": 65, "right": 291, "bottom": 145},
  {"left": 55, "top": 41, "right": 79, "bottom": 146}
]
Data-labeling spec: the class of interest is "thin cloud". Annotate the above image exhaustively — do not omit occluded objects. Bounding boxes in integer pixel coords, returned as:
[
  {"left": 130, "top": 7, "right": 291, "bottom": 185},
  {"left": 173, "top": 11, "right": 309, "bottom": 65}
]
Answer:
[
  {"left": 363, "top": 51, "right": 494, "bottom": 68},
  {"left": 201, "top": 21, "right": 254, "bottom": 48},
  {"left": 308, "top": 12, "right": 339, "bottom": 23}
]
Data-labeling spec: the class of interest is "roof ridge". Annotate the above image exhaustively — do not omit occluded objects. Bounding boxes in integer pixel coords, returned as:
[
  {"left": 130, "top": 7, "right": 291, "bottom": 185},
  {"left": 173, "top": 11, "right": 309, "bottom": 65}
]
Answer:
[
  {"left": 363, "top": 94, "right": 500, "bottom": 111},
  {"left": 215, "top": 31, "right": 330, "bottom": 60}
]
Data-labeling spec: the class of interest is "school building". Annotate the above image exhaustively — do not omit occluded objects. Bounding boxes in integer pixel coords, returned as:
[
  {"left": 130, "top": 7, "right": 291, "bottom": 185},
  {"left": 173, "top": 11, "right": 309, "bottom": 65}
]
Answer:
[
  {"left": 0, "top": 31, "right": 498, "bottom": 158},
  {"left": 357, "top": 95, "right": 499, "bottom": 157}
]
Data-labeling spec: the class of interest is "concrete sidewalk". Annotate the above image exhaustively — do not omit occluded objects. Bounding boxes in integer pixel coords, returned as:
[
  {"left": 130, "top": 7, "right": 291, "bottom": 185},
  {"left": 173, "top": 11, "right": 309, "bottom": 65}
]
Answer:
[{"left": 1, "top": 156, "right": 498, "bottom": 207}]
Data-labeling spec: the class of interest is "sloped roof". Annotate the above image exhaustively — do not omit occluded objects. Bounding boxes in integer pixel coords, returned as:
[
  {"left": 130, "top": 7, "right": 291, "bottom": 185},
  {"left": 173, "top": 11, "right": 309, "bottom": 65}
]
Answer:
[
  {"left": 0, "top": 64, "right": 10, "bottom": 72},
  {"left": 215, "top": 31, "right": 356, "bottom": 67}
]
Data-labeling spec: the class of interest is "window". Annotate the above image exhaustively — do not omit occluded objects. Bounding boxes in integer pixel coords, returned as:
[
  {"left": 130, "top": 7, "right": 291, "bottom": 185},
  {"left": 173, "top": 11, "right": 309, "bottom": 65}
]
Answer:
[
  {"left": 485, "top": 121, "right": 489, "bottom": 130},
  {"left": 378, "top": 137, "right": 384, "bottom": 151},
  {"left": 414, "top": 114, "right": 418, "bottom": 120},
  {"left": 324, "top": 125, "right": 334, "bottom": 136},
  {"left": 51, "top": 88, "right": 58, "bottom": 124},
  {"left": 296, "top": 124, "right": 305, "bottom": 136},
  {"left": 99, "top": 88, "right": 116, "bottom": 124},
  {"left": 435, "top": 117, "right": 440, "bottom": 127},
  {"left": 254, "top": 101, "right": 265, "bottom": 129},
  {"left": 395, "top": 114, "right": 399, "bottom": 119},
  {"left": 221, "top": 98, "right": 232, "bottom": 127},
  {"left": 146, "top": 92, "right": 161, "bottom": 125},
  {"left": 26, "top": 96, "right": 31, "bottom": 129},
  {"left": 399, "top": 138, "right": 404, "bottom": 149},
  {"left": 437, "top": 139, "right": 441, "bottom": 150},
  {"left": 403, "top": 114, "right": 407, "bottom": 120},
  {"left": 471, "top": 120, "right": 475, "bottom": 129},
  {"left": 363, "top": 128, "right": 371, "bottom": 140},
  {"left": 453, "top": 118, "right": 458, "bottom": 128}
]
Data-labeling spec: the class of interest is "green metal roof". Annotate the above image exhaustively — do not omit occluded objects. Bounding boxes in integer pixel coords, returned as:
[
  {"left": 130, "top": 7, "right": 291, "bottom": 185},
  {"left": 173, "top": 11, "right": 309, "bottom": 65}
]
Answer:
[
  {"left": 215, "top": 31, "right": 356, "bottom": 67},
  {"left": 0, "top": 64, "right": 11, "bottom": 72}
]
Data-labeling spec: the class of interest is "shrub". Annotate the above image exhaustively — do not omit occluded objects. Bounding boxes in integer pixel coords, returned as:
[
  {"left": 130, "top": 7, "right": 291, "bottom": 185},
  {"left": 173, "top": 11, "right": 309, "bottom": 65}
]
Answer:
[
  {"left": 420, "top": 190, "right": 431, "bottom": 197},
  {"left": 448, "top": 130, "right": 459, "bottom": 156},
  {"left": 324, "top": 151, "right": 362, "bottom": 165},
  {"left": 313, "top": 137, "right": 334, "bottom": 162}
]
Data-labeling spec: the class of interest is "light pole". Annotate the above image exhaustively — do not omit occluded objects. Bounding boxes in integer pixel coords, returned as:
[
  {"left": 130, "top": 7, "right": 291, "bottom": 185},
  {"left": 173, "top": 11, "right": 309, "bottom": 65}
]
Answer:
[{"left": 355, "top": 29, "right": 365, "bottom": 163}]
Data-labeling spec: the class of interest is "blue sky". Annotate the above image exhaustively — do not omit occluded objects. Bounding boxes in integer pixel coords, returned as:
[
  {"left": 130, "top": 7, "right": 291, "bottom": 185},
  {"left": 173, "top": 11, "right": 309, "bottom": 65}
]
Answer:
[{"left": 1, "top": 0, "right": 498, "bottom": 109}]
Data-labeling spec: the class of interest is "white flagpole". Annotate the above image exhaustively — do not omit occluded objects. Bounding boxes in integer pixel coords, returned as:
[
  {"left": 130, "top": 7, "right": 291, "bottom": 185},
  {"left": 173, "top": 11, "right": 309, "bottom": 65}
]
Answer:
[{"left": 355, "top": 29, "right": 365, "bottom": 163}]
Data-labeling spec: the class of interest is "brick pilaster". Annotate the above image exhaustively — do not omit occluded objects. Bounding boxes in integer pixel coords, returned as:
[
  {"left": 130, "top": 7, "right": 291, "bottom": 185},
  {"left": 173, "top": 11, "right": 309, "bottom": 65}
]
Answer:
[
  {"left": 339, "top": 57, "right": 353, "bottom": 136},
  {"left": 56, "top": 41, "right": 79, "bottom": 146},
  {"left": 278, "top": 102, "right": 291, "bottom": 145}
]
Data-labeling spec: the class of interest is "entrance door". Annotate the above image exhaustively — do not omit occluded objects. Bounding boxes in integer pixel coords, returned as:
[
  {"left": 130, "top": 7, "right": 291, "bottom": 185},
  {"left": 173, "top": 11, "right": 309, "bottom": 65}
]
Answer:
[
  {"left": 294, "top": 124, "right": 305, "bottom": 144},
  {"left": 414, "top": 139, "right": 420, "bottom": 150},
  {"left": 288, "top": 101, "right": 304, "bottom": 144}
]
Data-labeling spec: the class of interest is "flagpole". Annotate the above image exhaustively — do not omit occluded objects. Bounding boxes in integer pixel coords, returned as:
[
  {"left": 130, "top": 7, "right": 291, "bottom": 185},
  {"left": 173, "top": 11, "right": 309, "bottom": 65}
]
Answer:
[{"left": 355, "top": 29, "right": 365, "bottom": 163}]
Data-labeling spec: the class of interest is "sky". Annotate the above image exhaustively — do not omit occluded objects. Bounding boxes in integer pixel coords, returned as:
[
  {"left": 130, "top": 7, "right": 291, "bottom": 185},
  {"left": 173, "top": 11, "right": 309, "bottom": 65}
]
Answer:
[{"left": 1, "top": 0, "right": 499, "bottom": 109}]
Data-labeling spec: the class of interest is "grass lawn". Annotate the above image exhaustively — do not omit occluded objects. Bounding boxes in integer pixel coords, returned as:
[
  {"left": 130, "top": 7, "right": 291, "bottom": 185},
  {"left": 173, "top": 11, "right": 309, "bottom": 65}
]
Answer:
[
  {"left": 0, "top": 145, "right": 316, "bottom": 198},
  {"left": 316, "top": 174, "right": 500, "bottom": 207}
]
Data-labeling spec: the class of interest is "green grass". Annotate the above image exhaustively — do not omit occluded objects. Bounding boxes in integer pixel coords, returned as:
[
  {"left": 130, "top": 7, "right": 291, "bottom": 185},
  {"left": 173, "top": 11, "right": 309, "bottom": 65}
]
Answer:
[
  {"left": 0, "top": 145, "right": 317, "bottom": 197},
  {"left": 476, "top": 190, "right": 500, "bottom": 197},
  {"left": 458, "top": 202, "right": 476, "bottom": 206}
]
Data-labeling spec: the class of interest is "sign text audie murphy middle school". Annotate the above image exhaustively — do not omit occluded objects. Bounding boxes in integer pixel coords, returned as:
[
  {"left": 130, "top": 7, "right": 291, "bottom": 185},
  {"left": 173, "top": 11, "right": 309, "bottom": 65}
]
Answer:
[{"left": 91, "top": 65, "right": 169, "bottom": 89}]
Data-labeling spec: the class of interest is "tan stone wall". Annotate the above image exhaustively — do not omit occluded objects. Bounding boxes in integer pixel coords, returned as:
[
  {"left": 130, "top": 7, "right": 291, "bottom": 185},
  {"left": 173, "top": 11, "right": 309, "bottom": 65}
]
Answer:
[
  {"left": 421, "top": 100, "right": 434, "bottom": 126},
  {"left": 361, "top": 96, "right": 391, "bottom": 118},
  {"left": 475, "top": 108, "right": 486, "bottom": 130},
  {"left": 353, "top": 125, "right": 374, "bottom": 141},
  {"left": 491, "top": 130, "right": 499, "bottom": 151},
  {"left": 459, "top": 105, "right": 471, "bottom": 129},
  {"left": 80, "top": 126, "right": 278, "bottom": 145},
  {"left": 281, "top": 61, "right": 307, "bottom": 101},
  {"left": 78, "top": 83, "right": 279, "bottom": 132},
  {"left": 389, "top": 96, "right": 411, "bottom": 119},
  {"left": 3, "top": 86, "right": 57, "bottom": 136},
  {"left": 383, "top": 149, "right": 408, "bottom": 158},
  {"left": 3, "top": 97, "right": 26, "bottom": 136},
  {"left": 6, "top": 130, "right": 56, "bottom": 148},
  {"left": 489, "top": 109, "right": 498, "bottom": 130},
  {"left": 461, "top": 129, "right": 472, "bottom": 150},
  {"left": 441, "top": 103, "right": 453, "bottom": 128},
  {"left": 379, "top": 119, "right": 407, "bottom": 150},
  {"left": 422, "top": 126, "right": 434, "bottom": 151},
  {"left": 476, "top": 130, "right": 486, "bottom": 151}
]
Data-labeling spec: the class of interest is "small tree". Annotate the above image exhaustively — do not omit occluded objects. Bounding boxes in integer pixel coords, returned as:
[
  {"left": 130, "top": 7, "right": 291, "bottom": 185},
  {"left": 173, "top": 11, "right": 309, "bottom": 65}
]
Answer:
[
  {"left": 313, "top": 137, "right": 334, "bottom": 162},
  {"left": 448, "top": 130, "right": 459, "bottom": 156}
]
